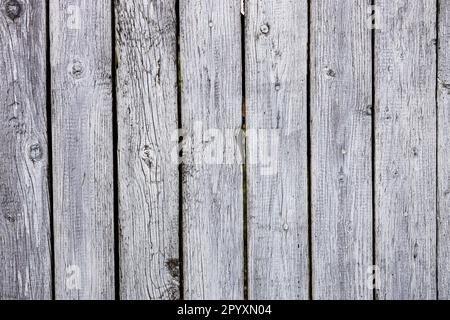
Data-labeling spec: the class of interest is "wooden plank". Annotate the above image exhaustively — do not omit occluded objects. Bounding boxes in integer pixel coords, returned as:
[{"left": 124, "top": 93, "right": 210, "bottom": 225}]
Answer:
[
  {"left": 50, "top": 0, "right": 115, "bottom": 299},
  {"left": 0, "top": 0, "right": 52, "bottom": 299},
  {"left": 375, "top": 0, "right": 437, "bottom": 300},
  {"left": 245, "top": 0, "right": 309, "bottom": 300},
  {"left": 438, "top": 0, "right": 450, "bottom": 300},
  {"left": 180, "top": 0, "right": 244, "bottom": 299},
  {"left": 116, "top": 0, "right": 179, "bottom": 300},
  {"left": 311, "top": 0, "right": 373, "bottom": 299}
]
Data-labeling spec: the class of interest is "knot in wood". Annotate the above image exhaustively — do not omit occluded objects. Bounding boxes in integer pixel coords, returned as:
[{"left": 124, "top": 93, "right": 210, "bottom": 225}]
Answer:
[
  {"left": 5, "top": 0, "right": 22, "bottom": 20},
  {"left": 4, "top": 213, "right": 15, "bottom": 223},
  {"left": 326, "top": 68, "right": 336, "bottom": 78},
  {"left": 29, "top": 143, "right": 43, "bottom": 162},
  {"left": 69, "top": 59, "right": 84, "bottom": 79},
  {"left": 260, "top": 24, "right": 270, "bottom": 34},
  {"left": 141, "top": 145, "right": 154, "bottom": 160}
]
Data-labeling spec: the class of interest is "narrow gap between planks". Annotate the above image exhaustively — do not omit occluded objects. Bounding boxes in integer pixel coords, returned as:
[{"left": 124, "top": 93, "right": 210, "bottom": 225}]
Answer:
[
  {"left": 45, "top": 0, "right": 56, "bottom": 300},
  {"left": 371, "top": 0, "right": 377, "bottom": 301},
  {"left": 435, "top": 0, "right": 440, "bottom": 300},
  {"left": 110, "top": 0, "right": 121, "bottom": 300},
  {"left": 241, "top": 2, "right": 249, "bottom": 301},
  {"left": 175, "top": 0, "right": 184, "bottom": 300},
  {"left": 306, "top": 0, "right": 313, "bottom": 300}
]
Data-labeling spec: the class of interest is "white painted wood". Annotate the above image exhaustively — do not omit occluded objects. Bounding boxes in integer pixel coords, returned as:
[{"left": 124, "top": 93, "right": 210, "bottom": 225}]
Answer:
[
  {"left": 375, "top": 0, "right": 437, "bottom": 300},
  {"left": 180, "top": 0, "right": 244, "bottom": 300},
  {"left": 311, "top": 0, "right": 373, "bottom": 300},
  {"left": 0, "top": 0, "right": 52, "bottom": 300},
  {"left": 245, "top": 0, "right": 309, "bottom": 300},
  {"left": 438, "top": 0, "right": 450, "bottom": 300},
  {"left": 116, "top": 0, "right": 180, "bottom": 300},
  {"left": 50, "top": 0, "right": 115, "bottom": 299}
]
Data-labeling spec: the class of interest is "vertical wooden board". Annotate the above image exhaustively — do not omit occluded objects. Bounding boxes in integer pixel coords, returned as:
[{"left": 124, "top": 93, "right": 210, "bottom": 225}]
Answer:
[
  {"left": 375, "top": 0, "right": 437, "bottom": 300},
  {"left": 0, "top": 0, "right": 52, "bottom": 299},
  {"left": 50, "top": 0, "right": 114, "bottom": 299},
  {"left": 311, "top": 0, "right": 373, "bottom": 300},
  {"left": 116, "top": 0, "right": 179, "bottom": 300},
  {"left": 180, "top": 0, "right": 244, "bottom": 299},
  {"left": 438, "top": 0, "right": 450, "bottom": 300},
  {"left": 245, "top": 0, "right": 309, "bottom": 300}
]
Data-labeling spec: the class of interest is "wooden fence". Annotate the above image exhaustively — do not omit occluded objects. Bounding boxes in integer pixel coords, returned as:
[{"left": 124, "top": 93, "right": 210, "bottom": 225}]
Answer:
[{"left": 0, "top": 0, "right": 449, "bottom": 300}]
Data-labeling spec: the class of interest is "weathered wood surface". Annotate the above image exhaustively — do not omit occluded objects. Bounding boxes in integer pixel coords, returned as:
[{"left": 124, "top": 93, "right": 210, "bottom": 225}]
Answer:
[
  {"left": 245, "top": 0, "right": 309, "bottom": 300},
  {"left": 116, "top": 0, "right": 180, "bottom": 300},
  {"left": 1, "top": 0, "right": 449, "bottom": 301},
  {"left": 375, "top": 0, "right": 437, "bottom": 300},
  {"left": 180, "top": 0, "right": 244, "bottom": 299},
  {"left": 50, "top": 0, "right": 115, "bottom": 299},
  {"left": 0, "top": 0, "right": 52, "bottom": 300},
  {"left": 311, "top": 0, "right": 373, "bottom": 300},
  {"left": 438, "top": 0, "right": 450, "bottom": 300}
]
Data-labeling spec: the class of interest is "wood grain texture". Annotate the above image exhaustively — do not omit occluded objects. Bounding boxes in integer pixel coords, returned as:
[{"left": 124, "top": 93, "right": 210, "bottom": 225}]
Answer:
[
  {"left": 50, "top": 0, "right": 115, "bottom": 299},
  {"left": 116, "top": 0, "right": 180, "bottom": 300},
  {"left": 180, "top": 0, "right": 244, "bottom": 299},
  {"left": 438, "top": 0, "right": 450, "bottom": 300},
  {"left": 375, "top": 0, "right": 437, "bottom": 300},
  {"left": 311, "top": 0, "right": 373, "bottom": 300},
  {"left": 245, "top": 0, "right": 309, "bottom": 300},
  {"left": 0, "top": 0, "right": 52, "bottom": 300}
]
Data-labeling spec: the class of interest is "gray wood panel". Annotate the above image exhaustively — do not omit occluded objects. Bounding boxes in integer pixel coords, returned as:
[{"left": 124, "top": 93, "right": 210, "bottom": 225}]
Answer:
[
  {"left": 116, "top": 0, "right": 180, "bottom": 300},
  {"left": 438, "top": 0, "right": 450, "bottom": 300},
  {"left": 311, "top": 0, "right": 373, "bottom": 300},
  {"left": 375, "top": 0, "right": 437, "bottom": 300},
  {"left": 50, "top": 0, "right": 115, "bottom": 299},
  {"left": 1, "top": 0, "right": 447, "bottom": 301},
  {"left": 180, "top": 0, "right": 244, "bottom": 300},
  {"left": 245, "top": 0, "right": 309, "bottom": 300},
  {"left": 0, "top": 0, "right": 52, "bottom": 300}
]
